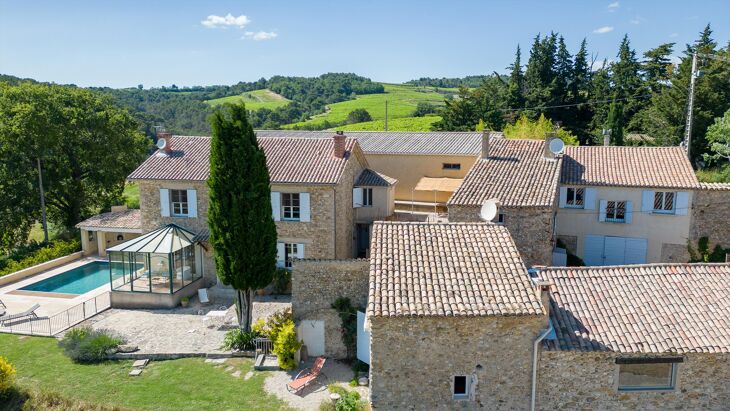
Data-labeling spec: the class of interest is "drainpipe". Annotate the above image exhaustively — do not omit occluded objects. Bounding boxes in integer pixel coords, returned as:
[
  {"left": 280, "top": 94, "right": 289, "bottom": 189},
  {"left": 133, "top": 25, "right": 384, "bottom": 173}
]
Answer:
[{"left": 530, "top": 280, "right": 552, "bottom": 411}]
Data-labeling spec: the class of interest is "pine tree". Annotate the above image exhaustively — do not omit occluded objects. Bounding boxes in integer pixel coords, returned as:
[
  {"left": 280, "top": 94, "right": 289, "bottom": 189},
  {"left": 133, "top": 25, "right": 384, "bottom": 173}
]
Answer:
[
  {"left": 606, "top": 101, "right": 625, "bottom": 145},
  {"left": 570, "top": 39, "right": 592, "bottom": 140},
  {"left": 552, "top": 36, "right": 574, "bottom": 125},
  {"left": 606, "top": 35, "right": 643, "bottom": 143},
  {"left": 642, "top": 43, "right": 675, "bottom": 94},
  {"left": 506, "top": 45, "right": 525, "bottom": 109},
  {"left": 589, "top": 60, "right": 612, "bottom": 143},
  {"left": 208, "top": 102, "right": 278, "bottom": 331}
]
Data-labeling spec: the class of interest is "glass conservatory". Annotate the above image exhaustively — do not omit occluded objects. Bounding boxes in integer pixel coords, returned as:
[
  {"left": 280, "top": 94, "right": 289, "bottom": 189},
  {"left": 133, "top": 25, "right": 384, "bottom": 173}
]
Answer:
[{"left": 107, "top": 224, "right": 203, "bottom": 294}]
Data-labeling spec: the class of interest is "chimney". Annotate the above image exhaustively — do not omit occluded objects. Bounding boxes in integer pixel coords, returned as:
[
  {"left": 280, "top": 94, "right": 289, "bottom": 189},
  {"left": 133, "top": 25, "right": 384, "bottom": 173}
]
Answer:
[
  {"left": 481, "top": 130, "right": 491, "bottom": 159},
  {"left": 157, "top": 131, "right": 173, "bottom": 154},
  {"left": 602, "top": 128, "right": 611, "bottom": 146},
  {"left": 544, "top": 132, "right": 557, "bottom": 159},
  {"left": 333, "top": 131, "right": 346, "bottom": 159}
]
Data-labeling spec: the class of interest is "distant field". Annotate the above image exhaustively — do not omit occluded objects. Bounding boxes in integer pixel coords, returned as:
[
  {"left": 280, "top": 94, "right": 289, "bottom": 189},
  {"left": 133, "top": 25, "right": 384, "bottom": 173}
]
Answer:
[
  {"left": 206, "top": 89, "right": 290, "bottom": 110},
  {"left": 285, "top": 84, "right": 453, "bottom": 129},
  {"left": 335, "top": 116, "right": 441, "bottom": 132}
]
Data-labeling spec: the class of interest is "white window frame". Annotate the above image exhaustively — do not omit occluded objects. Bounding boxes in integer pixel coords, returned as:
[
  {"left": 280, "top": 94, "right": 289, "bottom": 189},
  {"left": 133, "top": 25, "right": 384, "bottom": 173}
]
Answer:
[
  {"left": 170, "top": 189, "right": 189, "bottom": 217},
  {"left": 616, "top": 362, "right": 678, "bottom": 392},
  {"left": 452, "top": 375, "right": 471, "bottom": 400},
  {"left": 653, "top": 191, "right": 676, "bottom": 214},
  {"left": 362, "top": 188, "right": 373, "bottom": 207},
  {"left": 282, "top": 193, "right": 301, "bottom": 221},
  {"left": 565, "top": 187, "right": 585, "bottom": 209},
  {"left": 605, "top": 200, "right": 627, "bottom": 223}
]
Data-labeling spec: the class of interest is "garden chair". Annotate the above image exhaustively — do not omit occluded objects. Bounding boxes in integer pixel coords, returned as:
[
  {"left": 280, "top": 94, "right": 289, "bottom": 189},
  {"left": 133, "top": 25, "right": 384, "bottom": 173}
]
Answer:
[
  {"left": 286, "top": 357, "right": 327, "bottom": 395},
  {"left": 0, "top": 303, "right": 40, "bottom": 326},
  {"left": 0, "top": 299, "right": 5, "bottom": 316}
]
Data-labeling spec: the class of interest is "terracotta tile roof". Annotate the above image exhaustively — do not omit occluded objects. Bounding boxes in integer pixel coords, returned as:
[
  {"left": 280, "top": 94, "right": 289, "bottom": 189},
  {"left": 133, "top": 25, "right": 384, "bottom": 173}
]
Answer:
[
  {"left": 75, "top": 209, "right": 142, "bottom": 231},
  {"left": 355, "top": 169, "right": 397, "bottom": 187},
  {"left": 367, "top": 222, "right": 543, "bottom": 318},
  {"left": 447, "top": 139, "right": 561, "bottom": 208},
  {"left": 561, "top": 146, "right": 699, "bottom": 189},
  {"left": 254, "top": 130, "right": 497, "bottom": 155},
  {"left": 128, "top": 135, "right": 365, "bottom": 185},
  {"left": 699, "top": 182, "right": 730, "bottom": 191},
  {"left": 540, "top": 263, "right": 730, "bottom": 353}
]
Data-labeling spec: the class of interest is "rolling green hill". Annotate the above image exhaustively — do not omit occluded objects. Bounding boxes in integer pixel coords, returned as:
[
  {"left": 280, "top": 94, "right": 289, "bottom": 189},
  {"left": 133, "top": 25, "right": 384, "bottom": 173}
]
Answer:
[
  {"left": 285, "top": 84, "right": 454, "bottom": 129},
  {"left": 334, "top": 115, "right": 442, "bottom": 132},
  {"left": 206, "top": 89, "right": 290, "bottom": 110}
]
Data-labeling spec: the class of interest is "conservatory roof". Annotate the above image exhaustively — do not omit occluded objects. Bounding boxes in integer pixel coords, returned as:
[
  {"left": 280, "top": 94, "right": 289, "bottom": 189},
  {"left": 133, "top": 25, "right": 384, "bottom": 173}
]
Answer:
[{"left": 107, "top": 224, "right": 197, "bottom": 254}]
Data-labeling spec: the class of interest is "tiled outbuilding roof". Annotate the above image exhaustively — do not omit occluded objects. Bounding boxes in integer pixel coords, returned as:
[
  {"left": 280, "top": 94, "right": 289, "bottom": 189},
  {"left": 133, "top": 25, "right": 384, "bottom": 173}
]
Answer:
[
  {"left": 699, "top": 182, "right": 730, "bottom": 191},
  {"left": 75, "top": 209, "right": 142, "bottom": 231},
  {"left": 367, "top": 222, "right": 543, "bottom": 318},
  {"left": 128, "top": 135, "right": 365, "bottom": 185},
  {"left": 447, "top": 139, "right": 561, "bottom": 208},
  {"left": 254, "top": 130, "right": 492, "bottom": 156},
  {"left": 561, "top": 146, "right": 699, "bottom": 189},
  {"left": 355, "top": 169, "right": 397, "bottom": 187},
  {"left": 541, "top": 263, "right": 730, "bottom": 353}
]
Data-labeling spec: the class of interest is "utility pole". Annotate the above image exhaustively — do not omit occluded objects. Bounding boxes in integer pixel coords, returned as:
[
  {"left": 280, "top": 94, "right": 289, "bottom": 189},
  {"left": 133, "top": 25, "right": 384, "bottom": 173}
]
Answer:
[
  {"left": 384, "top": 100, "right": 388, "bottom": 131},
  {"left": 37, "top": 158, "right": 49, "bottom": 243},
  {"left": 683, "top": 52, "right": 698, "bottom": 161}
]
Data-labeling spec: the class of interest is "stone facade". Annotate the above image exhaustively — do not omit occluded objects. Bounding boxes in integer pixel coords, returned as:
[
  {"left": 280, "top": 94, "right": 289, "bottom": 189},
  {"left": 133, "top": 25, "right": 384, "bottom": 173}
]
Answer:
[
  {"left": 291, "top": 259, "right": 369, "bottom": 359},
  {"left": 369, "top": 315, "right": 545, "bottom": 410},
  {"left": 537, "top": 351, "right": 730, "bottom": 410},
  {"left": 690, "top": 187, "right": 730, "bottom": 250},
  {"left": 448, "top": 205, "right": 554, "bottom": 267},
  {"left": 138, "top": 180, "right": 210, "bottom": 234},
  {"left": 660, "top": 243, "right": 690, "bottom": 263}
]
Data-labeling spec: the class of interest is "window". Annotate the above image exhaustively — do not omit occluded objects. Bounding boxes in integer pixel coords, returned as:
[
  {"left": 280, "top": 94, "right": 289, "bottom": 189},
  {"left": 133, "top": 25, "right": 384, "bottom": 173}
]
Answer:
[
  {"left": 605, "top": 201, "right": 626, "bottom": 222},
  {"left": 653, "top": 192, "right": 675, "bottom": 214},
  {"left": 362, "top": 188, "right": 373, "bottom": 207},
  {"left": 282, "top": 193, "right": 301, "bottom": 221},
  {"left": 443, "top": 163, "right": 461, "bottom": 170},
  {"left": 565, "top": 187, "right": 585, "bottom": 208},
  {"left": 495, "top": 213, "right": 505, "bottom": 224},
  {"left": 618, "top": 362, "right": 677, "bottom": 391},
  {"left": 170, "top": 189, "right": 189, "bottom": 216},
  {"left": 284, "top": 243, "right": 299, "bottom": 269},
  {"left": 452, "top": 375, "right": 470, "bottom": 400}
]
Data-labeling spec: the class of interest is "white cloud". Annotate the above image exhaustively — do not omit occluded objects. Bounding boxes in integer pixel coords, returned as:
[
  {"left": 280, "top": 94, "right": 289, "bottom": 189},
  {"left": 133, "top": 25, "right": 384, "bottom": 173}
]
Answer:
[
  {"left": 201, "top": 14, "right": 251, "bottom": 29},
  {"left": 607, "top": 1, "right": 619, "bottom": 11},
  {"left": 669, "top": 32, "right": 679, "bottom": 38},
  {"left": 243, "top": 31, "right": 278, "bottom": 41},
  {"left": 630, "top": 16, "right": 645, "bottom": 25},
  {"left": 593, "top": 26, "right": 614, "bottom": 34}
]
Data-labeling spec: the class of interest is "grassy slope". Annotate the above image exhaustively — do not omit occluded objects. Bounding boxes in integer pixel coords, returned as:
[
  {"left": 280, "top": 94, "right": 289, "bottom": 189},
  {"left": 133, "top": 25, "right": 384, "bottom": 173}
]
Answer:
[
  {"left": 123, "top": 182, "right": 140, "bottom": 209},
  {"left": 335, "top": 115, "right": 441, "bottom": 132},
  {"left": 206, "top": 89, "right": 291, "bottom": 110},
  {"left": 0, "top": 334, "right": 289, "bottom": 411},
  {"left": 285, "top": 84, "right": 452, "bottom": 129}
]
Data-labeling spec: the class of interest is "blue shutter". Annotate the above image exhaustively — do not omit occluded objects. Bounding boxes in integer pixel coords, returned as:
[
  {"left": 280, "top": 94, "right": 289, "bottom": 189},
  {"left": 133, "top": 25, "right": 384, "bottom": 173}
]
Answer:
[{"left": 624, "top": 201, "right": 633, "bottom": 224}]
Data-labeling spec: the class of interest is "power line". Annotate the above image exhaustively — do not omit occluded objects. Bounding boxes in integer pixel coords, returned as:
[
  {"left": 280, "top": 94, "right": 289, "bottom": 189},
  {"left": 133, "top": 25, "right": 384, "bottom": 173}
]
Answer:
[{"left": 500, "top": 94, "right": 653, "bottom": 113}]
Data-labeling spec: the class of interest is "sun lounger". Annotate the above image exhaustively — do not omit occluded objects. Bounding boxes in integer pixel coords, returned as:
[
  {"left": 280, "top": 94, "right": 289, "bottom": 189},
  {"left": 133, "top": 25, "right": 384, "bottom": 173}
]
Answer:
[
  {"left": 0, "top": 303, "right": 40, "bottom": 326},
  {"left": 0, "top": 299, "right": 5, "bottom": 317},
  {"left": 286, "top": 357, "right": 327, "bottom": 395}
]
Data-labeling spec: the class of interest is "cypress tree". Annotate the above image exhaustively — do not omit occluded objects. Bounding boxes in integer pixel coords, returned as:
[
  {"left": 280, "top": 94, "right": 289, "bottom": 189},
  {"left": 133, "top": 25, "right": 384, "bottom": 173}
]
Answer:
[{"left": 208, "top": 102, "right": 277, "bottom": 331}]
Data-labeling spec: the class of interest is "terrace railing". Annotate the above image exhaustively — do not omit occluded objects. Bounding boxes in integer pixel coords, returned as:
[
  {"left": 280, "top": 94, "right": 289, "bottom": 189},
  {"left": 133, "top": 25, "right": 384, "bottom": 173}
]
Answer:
[{"left": 0, "top": 291, "right": 111, "bottom": 336}]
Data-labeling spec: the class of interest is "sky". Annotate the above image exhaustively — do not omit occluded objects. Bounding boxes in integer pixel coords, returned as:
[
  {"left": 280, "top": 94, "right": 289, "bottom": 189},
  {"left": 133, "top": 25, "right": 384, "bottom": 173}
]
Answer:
[{"left": 1, "top": 0, "right": 728, "bottom": 88}]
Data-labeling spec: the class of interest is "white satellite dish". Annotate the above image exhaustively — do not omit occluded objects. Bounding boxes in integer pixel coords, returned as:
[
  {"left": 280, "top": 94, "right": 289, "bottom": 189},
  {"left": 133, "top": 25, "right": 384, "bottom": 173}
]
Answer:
[
  {"left": 156, "top": 138, "right": 167, "bottom": 150},
  {"left": 548, "top": 138, "right": 565, "bottom": 155},
  {"left": 480, "top": 199, "right": 499, "bottom": 222}
]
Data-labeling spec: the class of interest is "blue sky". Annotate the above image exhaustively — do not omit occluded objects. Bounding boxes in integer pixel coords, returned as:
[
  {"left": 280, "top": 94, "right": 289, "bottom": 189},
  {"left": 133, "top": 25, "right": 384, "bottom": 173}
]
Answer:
[{"left": 1, "top": 0, "right": 728, "bottom": 88}]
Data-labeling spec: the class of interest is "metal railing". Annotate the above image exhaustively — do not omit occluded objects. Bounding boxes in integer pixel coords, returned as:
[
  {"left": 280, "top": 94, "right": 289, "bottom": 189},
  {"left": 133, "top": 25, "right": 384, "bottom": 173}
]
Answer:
[
  {"left": 254, "top": 337, "right": 273, "bottom": 355},
  {"left": 0, "top": 292, "right": 111, "bottom": 336}
]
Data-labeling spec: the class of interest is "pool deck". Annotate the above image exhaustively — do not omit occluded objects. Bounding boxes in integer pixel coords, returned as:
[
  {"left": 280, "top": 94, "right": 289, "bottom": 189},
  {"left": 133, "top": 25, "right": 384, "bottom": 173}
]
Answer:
[{"left": 0, "top": 256, "right": 111, "bottom": 318}]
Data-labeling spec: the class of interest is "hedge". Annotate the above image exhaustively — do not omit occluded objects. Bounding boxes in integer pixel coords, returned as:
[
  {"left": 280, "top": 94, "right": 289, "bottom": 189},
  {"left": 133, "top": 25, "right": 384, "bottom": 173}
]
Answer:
[{"left": 0, "top": 239, "right": 81, "bottom": 277}]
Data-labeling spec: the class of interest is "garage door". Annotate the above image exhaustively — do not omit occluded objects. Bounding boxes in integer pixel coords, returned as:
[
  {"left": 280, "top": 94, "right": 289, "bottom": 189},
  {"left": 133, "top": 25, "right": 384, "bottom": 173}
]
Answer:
[{"left": 583, "top": 235, "right": 647, "bottom": 266}]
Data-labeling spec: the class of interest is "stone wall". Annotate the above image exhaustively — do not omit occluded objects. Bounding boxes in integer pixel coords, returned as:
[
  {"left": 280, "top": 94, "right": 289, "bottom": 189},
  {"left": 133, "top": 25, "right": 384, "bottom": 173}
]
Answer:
[
  {"left": 369, "top": 315, "right": 545, "bottom": 410},
  {"left": 448, "top": 205, "right": 554, "bottom": 267},
  {"left": 537, "top": 351, "right": 730, "bottom": 410},
  {"left": 273, "top": 184, "right": 337, "bottom": 259},
  {"left": 334, "top": 152, "right": 366, "bottom": 258},
  {"left": 690, "top": 186, "right": 730, "bottom": 250},
  {"left": 291, "top": 259, "right": 369, "bottom": 359}
]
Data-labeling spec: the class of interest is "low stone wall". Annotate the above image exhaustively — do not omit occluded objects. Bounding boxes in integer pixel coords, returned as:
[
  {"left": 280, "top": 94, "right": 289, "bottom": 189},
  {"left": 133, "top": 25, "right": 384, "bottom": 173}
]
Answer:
[
  {"left": 537, "top": 351, "right": 730, "bottom": 410},
  {"left": 691, "top": 186, "right": 730, "bottom": 250},
  {"left": 291, "top": 259, "right": 369, "bottom": 359},
  {"left": 369, "top": 315, "right": 545, "bottom": 410},
  {"left": 449, "top": 205, "right": 554, "bottom": 267},
  {"left": 0, "top": 251, "right": 84, "bottom": 287}
]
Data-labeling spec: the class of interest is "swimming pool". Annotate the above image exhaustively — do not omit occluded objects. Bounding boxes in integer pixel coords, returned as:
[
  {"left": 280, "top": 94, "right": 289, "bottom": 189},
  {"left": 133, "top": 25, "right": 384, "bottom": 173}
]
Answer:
[{"left": 20, "top": 261, "right": 117, "bottom": 295}]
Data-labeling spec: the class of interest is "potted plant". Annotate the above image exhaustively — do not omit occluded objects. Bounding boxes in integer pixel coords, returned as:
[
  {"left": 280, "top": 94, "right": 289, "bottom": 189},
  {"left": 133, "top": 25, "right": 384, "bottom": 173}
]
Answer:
[{"left": 180, "top": 296, "right": 190, "bottom": 308}]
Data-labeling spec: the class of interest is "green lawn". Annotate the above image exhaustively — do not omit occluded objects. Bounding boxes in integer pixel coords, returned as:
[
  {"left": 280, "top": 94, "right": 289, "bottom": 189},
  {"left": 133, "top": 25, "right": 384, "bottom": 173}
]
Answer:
[
  {"left": 285, "top": 84, "right": 452, "bottom": 129},
  {"left": 0, "top": 334, "right": 290, "bottom": 411},
  {"left": 206, "top": 89, "right": 291, "bottom": 110},
  {"left": 123, "top": 182, "right": 140, "bottom": 209},
  {"left": 334, "top": 115, "right": 441, "bottom": 132}
]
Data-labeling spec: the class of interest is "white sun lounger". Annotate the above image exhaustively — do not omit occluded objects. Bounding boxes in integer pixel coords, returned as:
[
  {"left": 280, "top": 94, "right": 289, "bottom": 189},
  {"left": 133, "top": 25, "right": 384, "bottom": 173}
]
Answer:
[{"left": 0, "top": 303, "right": 40, "bottom": 326}]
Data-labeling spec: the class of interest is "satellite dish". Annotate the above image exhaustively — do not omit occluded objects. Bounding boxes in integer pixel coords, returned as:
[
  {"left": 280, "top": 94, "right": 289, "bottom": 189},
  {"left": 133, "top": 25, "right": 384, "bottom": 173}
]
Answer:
[
  {"left": 548, "top": 138, "right": 565, "bottom": 155},
  {"left": 480, "top": 199, "right": 499, "bottom": 222},
  {"left": 156, "top": 138, "right": 167, "bottom": 150}
]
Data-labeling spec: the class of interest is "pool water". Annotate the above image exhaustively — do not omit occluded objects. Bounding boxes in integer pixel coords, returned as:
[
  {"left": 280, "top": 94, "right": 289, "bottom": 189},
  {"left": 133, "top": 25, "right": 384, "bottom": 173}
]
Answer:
[{"left": 20, "top": 261, "right": 117, "bottom": 295}]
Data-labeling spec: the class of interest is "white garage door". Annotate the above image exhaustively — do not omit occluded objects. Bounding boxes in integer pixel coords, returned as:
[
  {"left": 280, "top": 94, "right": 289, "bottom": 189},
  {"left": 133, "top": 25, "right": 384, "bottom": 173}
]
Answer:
[{"left": 584, "top": 235, "right": 647, "bottom": 266}]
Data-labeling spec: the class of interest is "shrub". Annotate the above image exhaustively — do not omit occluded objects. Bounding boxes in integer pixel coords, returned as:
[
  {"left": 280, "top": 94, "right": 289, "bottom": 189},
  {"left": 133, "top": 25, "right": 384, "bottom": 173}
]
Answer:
[
  {"left": 252, "top": 318, "right": 267, "bottom": 336},
  {"left": 222, "top": 329, "right": 259, "bottom": 351},
  {"left": 59, "top": 327, "right": 124, "bottom": 363},
  {"left": 272, "top": 320, "right": 302, "bottom": 370},
  {"left": 0, "top": 239, "right": 81, "bottom": 277},
  {"left": 688, "top": 236, "right": 730, "bottom": 262},
  {"left": 412, "top": 102, "right": 438, "bottom": 117},
  {"left": 0, "top": 356, "right": 16, "bottom": 395},
  {"left": 346, "top": 108, "right": 372, "bottom": 124},
  {"left": 272, "top": 268, "right": 291, "bottom": 294},
  {"left": 320, "top": 385, "right": 367, "bottom": 411},
  {"left": 266, "top": 308, "right": 293, "bottom": 345},
  {"left": 332, "top": 297, "right": 361, "bottom": 359}
]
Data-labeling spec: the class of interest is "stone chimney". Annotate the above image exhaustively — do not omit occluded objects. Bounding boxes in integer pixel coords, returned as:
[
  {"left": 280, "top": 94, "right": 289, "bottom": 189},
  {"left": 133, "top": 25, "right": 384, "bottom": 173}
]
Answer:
[
  {"left": 543, "top": 132, "right": 558, "bottom": 159},
  {"left": 333, "top": 131, "right": 346, "bottom": 159},
  {"left": 157, "top": 131, "right": 173, "bottom": 153},
  {"left": 603, "top": 134, "right": 611, "bottom": 146},
  {"left": 481, "top": 130, "right": 491, "bottom": 159}
]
